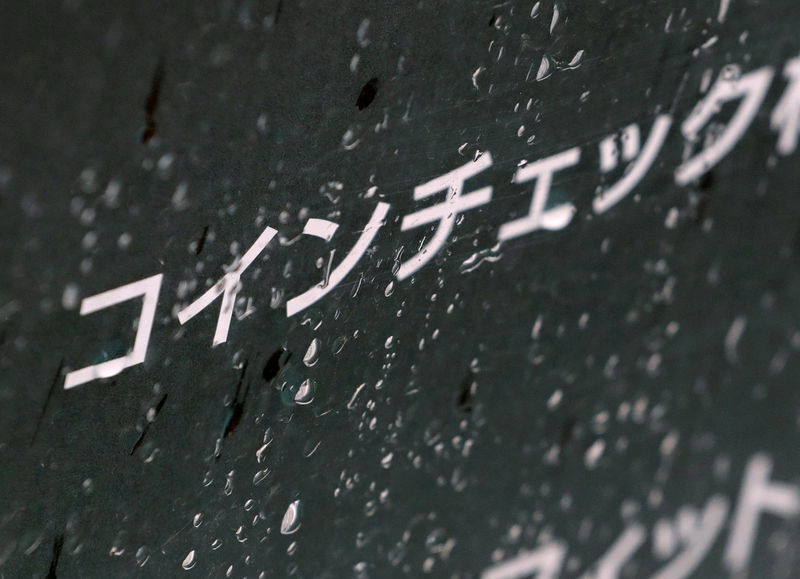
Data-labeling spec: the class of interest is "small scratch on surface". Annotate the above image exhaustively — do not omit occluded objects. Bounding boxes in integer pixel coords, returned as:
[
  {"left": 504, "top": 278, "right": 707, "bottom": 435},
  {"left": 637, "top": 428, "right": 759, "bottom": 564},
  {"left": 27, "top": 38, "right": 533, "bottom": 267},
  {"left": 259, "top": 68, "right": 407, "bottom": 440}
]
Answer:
[
  {"left": 304, "top": 441, "right": 322, "bottom": 457},
  {"left": 46, "top": 534, "right": 63, "bottom": 579},
  {"left": 32, "top": 359, "right": 64, "bottom": 445},
  {"left": 195, "top": 225, "right": 209, "bottom": 255},
  {"left": 356, "top": 77, "right": 379, "bottom": 110},
  {"left": 159, "top": 522, "right": 193, "bottom": 554},
  {"left": 142, "top": 57, "right": 164, "bottom": 143},
  {"left": 215, "top": 359, "right": 251, "bottom": 459},
  {"left": 725, "top": 315, "right": 747, "bottom": 364},
  {"left": 130, "top": 393, "right": 168, "bottom": 455}
]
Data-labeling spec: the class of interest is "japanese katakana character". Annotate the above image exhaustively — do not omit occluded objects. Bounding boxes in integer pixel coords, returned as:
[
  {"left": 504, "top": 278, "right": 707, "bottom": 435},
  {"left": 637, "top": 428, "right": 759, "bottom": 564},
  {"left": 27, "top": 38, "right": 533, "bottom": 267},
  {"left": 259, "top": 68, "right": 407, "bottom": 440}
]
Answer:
[
  {"left": 396, "top": 153, "right": 493, "bottom": 281},
  {"left": 64, "top": 273, "right": 163, "bottom": 389},
  {"left": 723, "top": 453, "right": 800, "bottom": 574},
  {"left": 650, "top": 495, "right": 729, "bottom": 579},
  {"left": 593, "top": 115, "right": 673, "bottom": 214},
  {"left": 286, "top": 202, "right": 390, "bottom": 317},
  {"left": 579, "top": 524, "right": 646, "bottom": 579},
  {"left": 481, "top": 541, "right": 566, "bottom": 579},
  {"left": 177, "top": 225, "right": 277, "bottom": 345},
  {"left": 498, "top": 147, "right": 580, "bottom": 241},
  {"left": 675, "top": 65, "right": 774, "bottom": 185},
  {"left": 770, "top": 57, "right": 800, "bottom": 156}
]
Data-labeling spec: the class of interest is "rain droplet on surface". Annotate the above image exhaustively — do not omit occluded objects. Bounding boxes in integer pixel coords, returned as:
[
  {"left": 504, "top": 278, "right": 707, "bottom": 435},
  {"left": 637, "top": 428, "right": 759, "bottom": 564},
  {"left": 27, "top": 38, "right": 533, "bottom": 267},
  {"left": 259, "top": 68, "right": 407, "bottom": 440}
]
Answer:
[
  {"left": 536, "top": 55, "right": 552, "bottom": 81},
  {"left": 280, "top": 500, "right": 303, "bottom": 535},
  {"left": 294, "top": 378, "right": 316, "bottom": 405},
  {"left": 550, "top": 2, "right": 560, "bottom": 34},
  {"left": 181, "top": 550, "right": 196, "bottom": 570},
  {"left": 109, "top": 530, "right": 126, "bottom": 556},
  {"left": 472, "top": 67, "right": 485, "bottom": 90},
  {"left": 235, "top": 526, "right": 247, "bottom": 543},
  {"left": 584, "top": 440, "right": 605, "bottom": 469},
  {"left": 357, "top": 18, "right": 371, "bottom": 47},
  {"left": 567, "top": 50, "right": 585, "bottom": 68},
  {"left": 303, "top": 338, "right": 320, "bottom": 366},
  {"left": 135, "top": 546, "right": 150, "bottom": 567},
  {"left": 253, "top": 468, "right": 271, "bottom": 485},
  {"left": 62, "top": 283, "right": 79, "bottom": 310}
]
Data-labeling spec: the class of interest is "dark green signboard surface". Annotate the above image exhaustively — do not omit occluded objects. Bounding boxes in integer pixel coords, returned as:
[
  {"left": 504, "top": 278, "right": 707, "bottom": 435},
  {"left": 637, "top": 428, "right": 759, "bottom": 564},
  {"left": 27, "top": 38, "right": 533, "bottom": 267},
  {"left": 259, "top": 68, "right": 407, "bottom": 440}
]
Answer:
[{"left": 3, "top": 1, "right": 800, "bottom": 577}]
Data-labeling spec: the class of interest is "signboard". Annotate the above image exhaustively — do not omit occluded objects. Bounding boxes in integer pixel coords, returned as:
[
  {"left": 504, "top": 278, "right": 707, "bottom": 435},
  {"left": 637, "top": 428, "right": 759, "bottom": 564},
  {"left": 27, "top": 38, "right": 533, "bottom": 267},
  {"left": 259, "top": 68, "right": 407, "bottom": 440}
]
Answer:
[{"left": 3, "top": 0, "right": 800, "bottom": 576}]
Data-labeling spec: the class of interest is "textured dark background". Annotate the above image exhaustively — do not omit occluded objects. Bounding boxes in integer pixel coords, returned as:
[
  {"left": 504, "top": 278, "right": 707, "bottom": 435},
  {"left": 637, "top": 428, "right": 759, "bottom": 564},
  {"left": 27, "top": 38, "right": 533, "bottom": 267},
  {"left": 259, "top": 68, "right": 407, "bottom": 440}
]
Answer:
[{"left": 2, "top": 0, "right": 800, "bottom": 577}]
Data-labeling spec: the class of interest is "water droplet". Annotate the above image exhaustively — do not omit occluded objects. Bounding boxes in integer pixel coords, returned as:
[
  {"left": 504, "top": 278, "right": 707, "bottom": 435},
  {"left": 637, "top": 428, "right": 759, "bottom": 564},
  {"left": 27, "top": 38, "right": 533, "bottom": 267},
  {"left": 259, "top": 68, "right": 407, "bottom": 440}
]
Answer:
[
  {"left": 253, "top": 468, "right": 271, "bottom": 485},
  {"left": 280, "top": 500, "right": 303, "bottom": 535},
  {"left": 547, "top": 389, "right": 563, "bottom": 410},
  {"left": 384, "top": 281, "right": 395, "bottom": 297},
  {"left": 550, "top": 2, "right": 560, "bottom": 34},
  {"left": 193, "top": 513, "right": 204, "bottom": 527},
  {"left": 381, "top": 452, "right": 394, "bottom": 468},
  {"left": 536, "top": 56, "right": 552, "bottom": 81},
  {"left": 135, "top": 546, "right": 150, "bottom": 567},
  {"left": 567, "top": 50, "right": 585, "bottom": 69},
  {"left": 270, "top": 287, "right": 284, "bottom": 309},
  {"left": 235, "top": 526, "right": 247, "bottom": 543},
  {"left": 584, "top": 440, "right": 605, "bottom": 469},
  {"left": 460, "top": 244, "right": 503, "bottom": 274},
  {"left": 357, "top": 18, "right": 371, "bottom": 47},
  {"left": 341, "top": 128, "right": 361, "bottom": 150},
  {"left": 109, "top": 530, "right": 126, "bottom": 556},
  {"left": 182, "top": 550, "right": 196, "bottom": 570},
  {"left": 224, "top": 470, "right": 234, "bottom": 496},
  {"left": 332, "top": 335, "right": 347, "bottom": 354},
  {"left": 62, "top": 283, "right": 79, "bottom": 310},
  {"left": 384, "top": 336, "right": 394, "bottom": 349},
  {"left": 303, "top": 338, "right": 320, "bottom": 366},
  {"left": 471, "top": 67, "right": 486, "bottom": 90},
  {"left": 721, "top": 64, "right": 741, "bottom": 81},
  {"left": 294, "top": 378, "right": 316, "bottom": 405}
]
